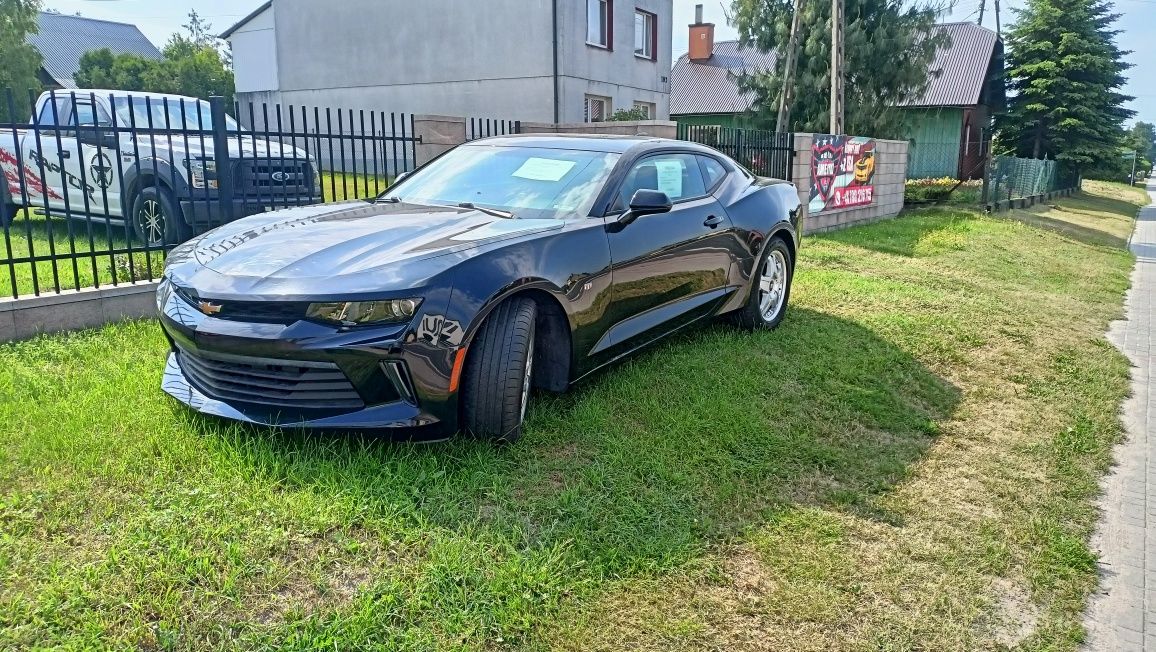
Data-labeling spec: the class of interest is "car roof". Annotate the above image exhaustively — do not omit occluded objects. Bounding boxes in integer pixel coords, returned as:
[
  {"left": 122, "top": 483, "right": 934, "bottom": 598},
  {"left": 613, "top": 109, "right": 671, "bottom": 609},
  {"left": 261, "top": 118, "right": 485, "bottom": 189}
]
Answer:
[
  {"left": 466, "top": 133, "right": 718, "bottom": 156},
  {"left": 46, "top": 89, "right": 201, "bottom": 103}
]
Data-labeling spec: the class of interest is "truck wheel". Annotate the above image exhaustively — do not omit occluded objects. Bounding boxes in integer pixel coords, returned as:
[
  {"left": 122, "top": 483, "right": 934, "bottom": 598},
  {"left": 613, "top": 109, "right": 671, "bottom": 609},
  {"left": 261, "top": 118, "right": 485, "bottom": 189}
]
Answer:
[
  {"left": 131, "top": 186, "right": 190, "bottom": 247},
  {"left": 461, "top": 297, "right": 538, "bottom": 444},
  {"left": 731, "top": 236, "right": 794, "bottom": 331},
  {"left": 2, "top": 203, "right": 17, "bottom": 229}
]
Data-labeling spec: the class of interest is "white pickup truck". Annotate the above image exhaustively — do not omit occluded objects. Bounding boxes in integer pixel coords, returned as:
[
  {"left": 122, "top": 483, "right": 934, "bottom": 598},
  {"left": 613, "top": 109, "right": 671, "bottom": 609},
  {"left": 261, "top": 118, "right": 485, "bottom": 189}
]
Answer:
[{"left": 0, "top": 90, "right": 320, "bottom": 245}]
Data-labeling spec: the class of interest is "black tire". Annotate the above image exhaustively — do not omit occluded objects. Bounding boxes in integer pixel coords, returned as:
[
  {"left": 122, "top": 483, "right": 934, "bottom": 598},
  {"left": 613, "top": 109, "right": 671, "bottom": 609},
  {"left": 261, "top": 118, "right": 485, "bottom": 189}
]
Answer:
[
  {"left": 461, "top": 297, "right": 538, "bottom": 443},
  {"left": 731, "top": 236, "right": 794, "bottom": 330},
  {"left": 1, "top": 203, "right": 16, "bottom": 229},
  {"left": 131, "top": 185, "right": 190, "bottom": 247}
]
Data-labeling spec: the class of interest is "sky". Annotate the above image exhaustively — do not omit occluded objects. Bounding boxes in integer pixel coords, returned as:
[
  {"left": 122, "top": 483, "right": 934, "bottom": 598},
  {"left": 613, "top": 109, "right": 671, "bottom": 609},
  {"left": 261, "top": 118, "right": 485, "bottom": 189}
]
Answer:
[{"left": 45, "top": 0, "right": 1156, "bottom": 123}]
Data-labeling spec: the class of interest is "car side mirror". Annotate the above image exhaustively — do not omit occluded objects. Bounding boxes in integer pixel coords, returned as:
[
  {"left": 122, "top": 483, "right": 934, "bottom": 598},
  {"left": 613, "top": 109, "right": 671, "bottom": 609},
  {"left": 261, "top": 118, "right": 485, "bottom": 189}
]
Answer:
[
  {"left": 78, "top": 126, "right": 117, "bottom": 149},
  {"left": 619, "top": 189, "right": 672, "bottom": 226}
]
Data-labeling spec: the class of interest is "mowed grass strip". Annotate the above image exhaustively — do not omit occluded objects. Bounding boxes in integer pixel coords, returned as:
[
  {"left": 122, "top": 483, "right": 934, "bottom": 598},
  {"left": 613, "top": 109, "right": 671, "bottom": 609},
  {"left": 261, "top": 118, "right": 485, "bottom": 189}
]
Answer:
[{"left": 0, "top": 182, "right": 1144, "bottom": 650}]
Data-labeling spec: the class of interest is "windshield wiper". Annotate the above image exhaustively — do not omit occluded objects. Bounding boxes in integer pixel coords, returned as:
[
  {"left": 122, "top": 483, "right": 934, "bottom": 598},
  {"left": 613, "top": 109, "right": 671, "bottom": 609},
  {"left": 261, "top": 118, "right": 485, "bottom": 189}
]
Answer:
[{"left": 458, "top": 202, "right": 514, "bottom": 219}]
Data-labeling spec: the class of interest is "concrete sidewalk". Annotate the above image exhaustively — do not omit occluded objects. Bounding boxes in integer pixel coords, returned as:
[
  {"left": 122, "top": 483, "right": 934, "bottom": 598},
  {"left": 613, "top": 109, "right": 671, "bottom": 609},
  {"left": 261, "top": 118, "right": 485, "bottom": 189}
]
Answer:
[{"left": 1084, "top": 179, "right": 1156, "bottom": 650}]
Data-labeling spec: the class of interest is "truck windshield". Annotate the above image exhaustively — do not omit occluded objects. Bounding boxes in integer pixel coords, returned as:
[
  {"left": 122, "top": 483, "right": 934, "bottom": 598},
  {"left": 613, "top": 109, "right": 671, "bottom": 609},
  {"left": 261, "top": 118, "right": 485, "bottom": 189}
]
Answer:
[
  {"left": 111, "top": 97, "right": 241, "bottom": 132},
  {"left": 382, "top": 145, "right": 620, "bottom": 220}
]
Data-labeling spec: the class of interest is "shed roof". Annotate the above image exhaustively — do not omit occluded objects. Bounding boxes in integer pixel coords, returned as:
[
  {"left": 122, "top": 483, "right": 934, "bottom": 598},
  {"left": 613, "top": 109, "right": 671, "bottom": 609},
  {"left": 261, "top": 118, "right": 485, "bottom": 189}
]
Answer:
[
  {"left": 899, "top": 22, "right": 1000, "bottom": 107},
  {"left": 28, "top": 12, "right": 162, "bottom": 89},
  {"left": 670, "top": 40, "right": 776, "bottom": 116},
  {"left": 670, "top": 22, "right": 1001, "bottom": 116}
]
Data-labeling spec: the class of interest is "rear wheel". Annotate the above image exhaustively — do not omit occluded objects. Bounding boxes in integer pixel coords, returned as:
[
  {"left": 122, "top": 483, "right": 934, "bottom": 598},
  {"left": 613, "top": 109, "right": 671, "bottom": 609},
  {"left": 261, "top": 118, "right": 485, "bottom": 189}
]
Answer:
[
  {"left": 131, "top": 185, "right": 190, "bottom": 247},
  {"left": 1, "top": 203, "right": 17, "bottom": 229},
  {"left": 461, "top": 297, "right": 538, "bottom": 443},
  {"left": 731, "top": 237, "right": 794, "bottom": 330}
]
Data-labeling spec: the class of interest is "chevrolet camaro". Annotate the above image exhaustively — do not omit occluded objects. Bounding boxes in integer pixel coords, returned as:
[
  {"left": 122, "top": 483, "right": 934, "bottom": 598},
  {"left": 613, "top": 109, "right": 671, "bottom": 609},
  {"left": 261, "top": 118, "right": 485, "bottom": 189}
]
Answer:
[{"left": 157, "top": 135, "right": 802, "bottom": 442}]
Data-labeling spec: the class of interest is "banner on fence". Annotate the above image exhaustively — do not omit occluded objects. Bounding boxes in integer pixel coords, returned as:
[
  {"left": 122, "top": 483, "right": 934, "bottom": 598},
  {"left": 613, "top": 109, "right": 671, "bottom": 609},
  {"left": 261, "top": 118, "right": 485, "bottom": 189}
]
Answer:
[{"left": 809, "top": 135, "right": 877, "bottom": 214}]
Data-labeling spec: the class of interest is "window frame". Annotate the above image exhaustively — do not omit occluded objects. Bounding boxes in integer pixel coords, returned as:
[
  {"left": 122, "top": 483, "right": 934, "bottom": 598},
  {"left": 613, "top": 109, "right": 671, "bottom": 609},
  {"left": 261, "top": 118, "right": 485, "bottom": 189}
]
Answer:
[
  {"left": 585, "top": 95, "right": 611, "bottom": 123},
  {"left": 586, "top": 0, "right": 613, "bottom": 49},
  {"left": 696, "top": 154, "right": 730, "bottom": 194},
  {"left": 632, "top": 101, "right": 655, "bottom": 120},
  {"left": 633, "top": 8, "right": 657, "bottom": 60},
  {"left": 605, "top": 150, "right": 713, "bottom": 215}
]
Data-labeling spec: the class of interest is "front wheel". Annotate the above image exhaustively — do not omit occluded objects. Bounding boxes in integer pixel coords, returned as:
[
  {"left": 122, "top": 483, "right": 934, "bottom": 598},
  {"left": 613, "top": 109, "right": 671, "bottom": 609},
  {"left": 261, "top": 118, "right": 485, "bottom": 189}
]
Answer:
[
  {"left": 131, "top": 186, "right": 190, "bottom": 247},
  {"left": 731, "top": 237, "right": 794, "bottom": 330},
  {"left": 461, "top": 297, "right": 538, "bottom": 443}
]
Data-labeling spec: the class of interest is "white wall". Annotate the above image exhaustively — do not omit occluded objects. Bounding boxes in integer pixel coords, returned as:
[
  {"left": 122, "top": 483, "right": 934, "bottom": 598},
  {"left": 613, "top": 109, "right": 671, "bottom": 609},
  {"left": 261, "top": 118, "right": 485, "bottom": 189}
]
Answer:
[{"left": 229, "top": 4, "right": 279, "bottom": 93}]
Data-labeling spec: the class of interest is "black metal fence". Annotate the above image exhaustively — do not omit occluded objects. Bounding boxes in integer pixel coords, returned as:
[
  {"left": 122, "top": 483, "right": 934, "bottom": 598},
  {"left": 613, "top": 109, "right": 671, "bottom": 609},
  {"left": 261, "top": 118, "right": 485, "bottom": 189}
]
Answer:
[
  {"left": 466, "top": 118, "right": 521, "bottom": 142},
  {"left": 676, "top": 124, "right": 794, "bottom": 180},
  {"left": 0, "top": 89, "right": 420, "bottom": 298}
]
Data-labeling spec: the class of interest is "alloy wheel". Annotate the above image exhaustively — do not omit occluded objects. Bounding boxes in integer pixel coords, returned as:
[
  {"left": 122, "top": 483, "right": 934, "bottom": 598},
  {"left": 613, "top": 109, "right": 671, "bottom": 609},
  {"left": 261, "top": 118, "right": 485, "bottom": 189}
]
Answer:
[
  {"left": 138, "top": 199, "right": 165, "bottom": 245},
  {"left": 758, "top": 249, "right": 788, "bottom": 322},
  {"left": 520, "top": 336, "right": 534, "bottom": 421}
]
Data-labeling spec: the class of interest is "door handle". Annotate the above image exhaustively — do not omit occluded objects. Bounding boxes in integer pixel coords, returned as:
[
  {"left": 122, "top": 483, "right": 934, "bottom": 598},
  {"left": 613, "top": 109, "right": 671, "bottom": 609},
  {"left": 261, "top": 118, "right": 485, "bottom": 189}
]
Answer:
[
  {"left": 703, "top": 215, "right": 725, "bottom": 228},
  {"left": 58, "top": 150, "right": 71, "bottom": 159}
]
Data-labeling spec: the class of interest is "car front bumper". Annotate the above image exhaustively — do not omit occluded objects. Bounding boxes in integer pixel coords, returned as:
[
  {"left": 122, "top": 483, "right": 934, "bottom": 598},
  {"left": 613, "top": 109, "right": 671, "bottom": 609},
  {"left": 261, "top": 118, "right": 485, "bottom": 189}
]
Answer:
[{"left": 157, "top": 287, "right": 459, "bottom": 435}]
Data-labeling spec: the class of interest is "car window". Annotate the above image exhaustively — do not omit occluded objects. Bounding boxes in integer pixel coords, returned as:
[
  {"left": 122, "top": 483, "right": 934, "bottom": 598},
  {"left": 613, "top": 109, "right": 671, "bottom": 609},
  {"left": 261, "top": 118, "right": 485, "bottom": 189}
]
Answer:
[
  {"left": 617, "top": 153, "right": 707, "bottom": 209},
  {"left": 698, "top": 156, "right": 728, "bottom": 191},
  {"left": 72, "top": 102, "right": 112, "bottom": 127},
  {"left": 36, "top": 97, "right": 69, "bottom": 127},
  {"left": 384, "top": 145, "right": 621, "bottom": 220}
]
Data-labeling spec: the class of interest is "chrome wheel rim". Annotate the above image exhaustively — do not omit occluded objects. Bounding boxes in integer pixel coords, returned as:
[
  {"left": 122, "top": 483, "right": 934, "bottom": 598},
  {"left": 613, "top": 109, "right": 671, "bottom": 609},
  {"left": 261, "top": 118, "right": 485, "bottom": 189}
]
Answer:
[
  {"left": 138, "top": 199, "right": 165, "bottom": 245},
  {"left": 520, "top": 337, "right": 534, "bottom": 421},
  {"left": 758, "top": 250, "right": 788, "bottom": 322}
]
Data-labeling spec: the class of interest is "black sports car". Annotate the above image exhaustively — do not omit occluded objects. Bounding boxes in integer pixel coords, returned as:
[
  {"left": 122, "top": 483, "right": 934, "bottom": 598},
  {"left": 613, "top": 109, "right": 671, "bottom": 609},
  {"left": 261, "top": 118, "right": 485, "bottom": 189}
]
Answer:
[{"left": 158, "top": 135, "right": 802, "bottom": 441}]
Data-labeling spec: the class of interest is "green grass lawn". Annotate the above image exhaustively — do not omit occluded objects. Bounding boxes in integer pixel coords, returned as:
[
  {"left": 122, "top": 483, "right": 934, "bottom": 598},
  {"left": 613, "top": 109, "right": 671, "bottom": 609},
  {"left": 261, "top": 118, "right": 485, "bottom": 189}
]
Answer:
[
  {"left": 0, "top": 183, "right": 1145, "bottom": 650},
  {"left": 0, "top": 172, "right": 391, "bottom": 298}
]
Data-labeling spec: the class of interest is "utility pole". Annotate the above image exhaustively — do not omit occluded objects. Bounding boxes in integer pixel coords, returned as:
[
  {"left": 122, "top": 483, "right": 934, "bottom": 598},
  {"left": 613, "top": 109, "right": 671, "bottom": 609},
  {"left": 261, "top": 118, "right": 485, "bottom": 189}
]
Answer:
[
  {"left": 829, "top": 0, "right": 844, "bottom": 135},
  {"left": 776, "top": 0, "right": 805, "bottom": 133},
  {"left": 994, "top": 0, "right": 1001, "bottom": 36},
  {"left": 1131, "top": 150, "right": 1138, "bottom": 186},
  {"left": 978, "top": 0, "right": 985, "bottom": 25}
]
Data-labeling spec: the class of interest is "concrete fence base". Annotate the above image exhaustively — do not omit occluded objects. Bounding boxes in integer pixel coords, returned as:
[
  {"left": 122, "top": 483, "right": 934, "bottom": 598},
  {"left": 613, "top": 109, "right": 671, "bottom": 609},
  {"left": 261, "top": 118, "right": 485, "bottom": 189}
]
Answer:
[{"left": 0, "top": 281, "right": 158, "bottom": 343}]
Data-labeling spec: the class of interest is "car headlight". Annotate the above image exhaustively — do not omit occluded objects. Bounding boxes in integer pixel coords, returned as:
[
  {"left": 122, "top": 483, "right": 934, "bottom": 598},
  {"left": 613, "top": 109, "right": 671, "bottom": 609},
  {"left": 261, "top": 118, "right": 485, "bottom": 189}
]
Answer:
[
  {"left": 184, "top": 158, "right": 219, "bottom": 189},
  {"left": 305, "top": 299, "right": 422, "bottom": 326},
  {"left": 156, "top": 275, "right": 174, "bottom": 311}
]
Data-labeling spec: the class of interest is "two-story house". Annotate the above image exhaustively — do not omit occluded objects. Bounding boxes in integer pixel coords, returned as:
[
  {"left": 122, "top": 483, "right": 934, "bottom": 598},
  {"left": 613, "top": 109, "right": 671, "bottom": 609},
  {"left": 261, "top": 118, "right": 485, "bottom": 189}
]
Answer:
[{"left": 223, "top": 0, "right": 673, "bottom": 123}]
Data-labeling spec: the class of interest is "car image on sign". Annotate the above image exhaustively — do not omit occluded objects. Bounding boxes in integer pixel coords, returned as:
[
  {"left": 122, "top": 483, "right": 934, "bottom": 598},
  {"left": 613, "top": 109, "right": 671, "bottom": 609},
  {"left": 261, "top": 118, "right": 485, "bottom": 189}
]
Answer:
[{"left": 157, "top": 134, "right": 802, "bottom": 443}]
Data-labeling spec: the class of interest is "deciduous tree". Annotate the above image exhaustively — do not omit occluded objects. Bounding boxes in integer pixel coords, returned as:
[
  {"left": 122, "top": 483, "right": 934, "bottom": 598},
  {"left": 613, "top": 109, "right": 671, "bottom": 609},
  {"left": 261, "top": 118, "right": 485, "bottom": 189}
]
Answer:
[
  {"left": 730, "top": 0, "right": 949, "bottom": 138},
  {"left": 0, "top": 0, "right": 43, "bottom": 121}
]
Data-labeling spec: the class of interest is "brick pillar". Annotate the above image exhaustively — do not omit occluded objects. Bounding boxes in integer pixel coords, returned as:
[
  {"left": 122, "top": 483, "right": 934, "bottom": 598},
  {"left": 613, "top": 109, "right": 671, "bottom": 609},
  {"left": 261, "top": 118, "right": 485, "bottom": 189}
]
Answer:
[{"left": 413, "top": 115, "right": 467, "bottom": 167}]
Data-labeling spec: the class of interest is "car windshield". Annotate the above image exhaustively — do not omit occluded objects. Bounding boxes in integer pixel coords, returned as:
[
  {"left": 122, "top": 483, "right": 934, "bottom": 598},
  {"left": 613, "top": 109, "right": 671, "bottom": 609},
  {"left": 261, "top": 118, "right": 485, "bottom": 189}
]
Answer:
[
  {"left": 111, "top": 97, "right": 241, "bottom": 132},
  {"left": 383, "top": 145, "right": 621, "bottom": 219}
]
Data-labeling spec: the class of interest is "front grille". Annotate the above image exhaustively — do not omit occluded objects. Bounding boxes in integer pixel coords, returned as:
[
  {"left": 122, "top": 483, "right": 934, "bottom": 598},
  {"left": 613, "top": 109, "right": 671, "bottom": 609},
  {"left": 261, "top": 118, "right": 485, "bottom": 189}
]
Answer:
[
  {"left": 176, "top": 346, "right": 364, "bottom": 411},
  {"left": 234, "top": 159, "right": 314, "bottom": 198},
  {"left": 213, "top": 300, "right": 310, "bottom": 324}
]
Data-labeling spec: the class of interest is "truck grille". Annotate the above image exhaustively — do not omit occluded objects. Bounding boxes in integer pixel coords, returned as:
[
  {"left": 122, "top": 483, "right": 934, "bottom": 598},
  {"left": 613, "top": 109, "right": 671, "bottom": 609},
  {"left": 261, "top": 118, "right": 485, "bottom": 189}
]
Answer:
[
  {"left": 176, "top": 345, "right": 364, "bottom": 411},
  {"left": 234, "top": 159, "right": 314, "bottom": 198}
]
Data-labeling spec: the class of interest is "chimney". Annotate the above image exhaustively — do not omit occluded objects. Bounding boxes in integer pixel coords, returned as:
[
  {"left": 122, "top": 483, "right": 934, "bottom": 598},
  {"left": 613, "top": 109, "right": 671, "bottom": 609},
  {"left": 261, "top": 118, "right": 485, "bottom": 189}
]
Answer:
[{"left": 689, "top": 4, "right": 715, "bottom": 62}]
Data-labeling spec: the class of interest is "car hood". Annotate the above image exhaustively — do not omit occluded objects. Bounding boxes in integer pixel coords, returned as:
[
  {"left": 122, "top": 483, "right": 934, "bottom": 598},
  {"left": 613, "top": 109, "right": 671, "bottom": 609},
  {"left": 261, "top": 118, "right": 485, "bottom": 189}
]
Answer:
[{"left": 167, "top": 201, "right": 565, "bottom": 299}]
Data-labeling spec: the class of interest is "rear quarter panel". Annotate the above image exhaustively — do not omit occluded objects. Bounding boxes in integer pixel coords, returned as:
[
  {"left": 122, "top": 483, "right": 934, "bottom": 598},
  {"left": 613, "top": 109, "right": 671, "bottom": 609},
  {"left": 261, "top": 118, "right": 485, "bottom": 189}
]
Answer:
[{"left": 716, "top": 177, "right": 801, "bottom": 312}]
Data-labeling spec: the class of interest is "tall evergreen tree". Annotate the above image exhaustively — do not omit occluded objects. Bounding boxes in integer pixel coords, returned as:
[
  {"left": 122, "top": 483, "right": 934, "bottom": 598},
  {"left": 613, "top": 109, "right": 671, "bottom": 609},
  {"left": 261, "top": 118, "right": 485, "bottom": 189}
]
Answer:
[
  {"left": 997, "top": 0, "right": 1134, "bottom": 169},
  {"left": 0, "top": 0, "right": 43, "bottom": 121},
  {"left": 731, "top": 0, "right": 949, "bottom": 138}
]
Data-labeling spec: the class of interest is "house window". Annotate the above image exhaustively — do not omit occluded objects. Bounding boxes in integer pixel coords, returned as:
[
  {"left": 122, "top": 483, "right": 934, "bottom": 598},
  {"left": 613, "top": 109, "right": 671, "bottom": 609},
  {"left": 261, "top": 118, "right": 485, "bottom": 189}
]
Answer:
[
  {"left": 587, "top": 0, "right": 612, "bottom": 48},
  {"left": 585, "top": 95, "right": 611, "bottom": 122},
  {"left": 633, "top": 101, "right": 655, "bottom": 119},
  {"left": 634, "top": 9, "right": 656, "bottom": 60}
]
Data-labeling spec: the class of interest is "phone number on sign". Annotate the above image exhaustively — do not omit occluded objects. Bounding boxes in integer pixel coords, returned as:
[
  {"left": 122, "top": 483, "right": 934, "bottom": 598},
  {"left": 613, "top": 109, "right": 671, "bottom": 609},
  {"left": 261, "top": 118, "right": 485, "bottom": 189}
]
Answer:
[{"left": 833, "top": 185, "right": 873, "bottom": 208}]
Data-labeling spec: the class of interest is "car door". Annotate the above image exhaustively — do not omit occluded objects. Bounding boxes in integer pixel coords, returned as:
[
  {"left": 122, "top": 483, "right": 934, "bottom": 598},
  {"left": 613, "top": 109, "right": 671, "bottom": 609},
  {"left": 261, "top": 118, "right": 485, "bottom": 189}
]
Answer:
[
  {"left": 600, "top": 151, "right": 737, "bottom": 353},
  {"left": 22, "top": 95, "right": 71, "bottom": 213},
  {"left": 70, "top": 99, "right": 122, "bottom": 218}
]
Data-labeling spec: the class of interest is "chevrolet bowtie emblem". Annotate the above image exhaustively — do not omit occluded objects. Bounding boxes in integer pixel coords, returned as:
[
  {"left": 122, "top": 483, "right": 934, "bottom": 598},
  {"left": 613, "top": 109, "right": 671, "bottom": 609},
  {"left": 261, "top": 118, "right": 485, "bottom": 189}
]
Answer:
[{"left": 198, "top": 301, "right": 223, "bottom": 315}]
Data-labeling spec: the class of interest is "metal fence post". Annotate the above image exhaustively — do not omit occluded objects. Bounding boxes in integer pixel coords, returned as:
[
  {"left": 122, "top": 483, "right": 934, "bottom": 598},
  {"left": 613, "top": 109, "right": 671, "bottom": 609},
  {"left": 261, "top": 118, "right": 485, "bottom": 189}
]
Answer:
[{"left": 209, "top": 96, "right": 234, "bottom": 223}]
